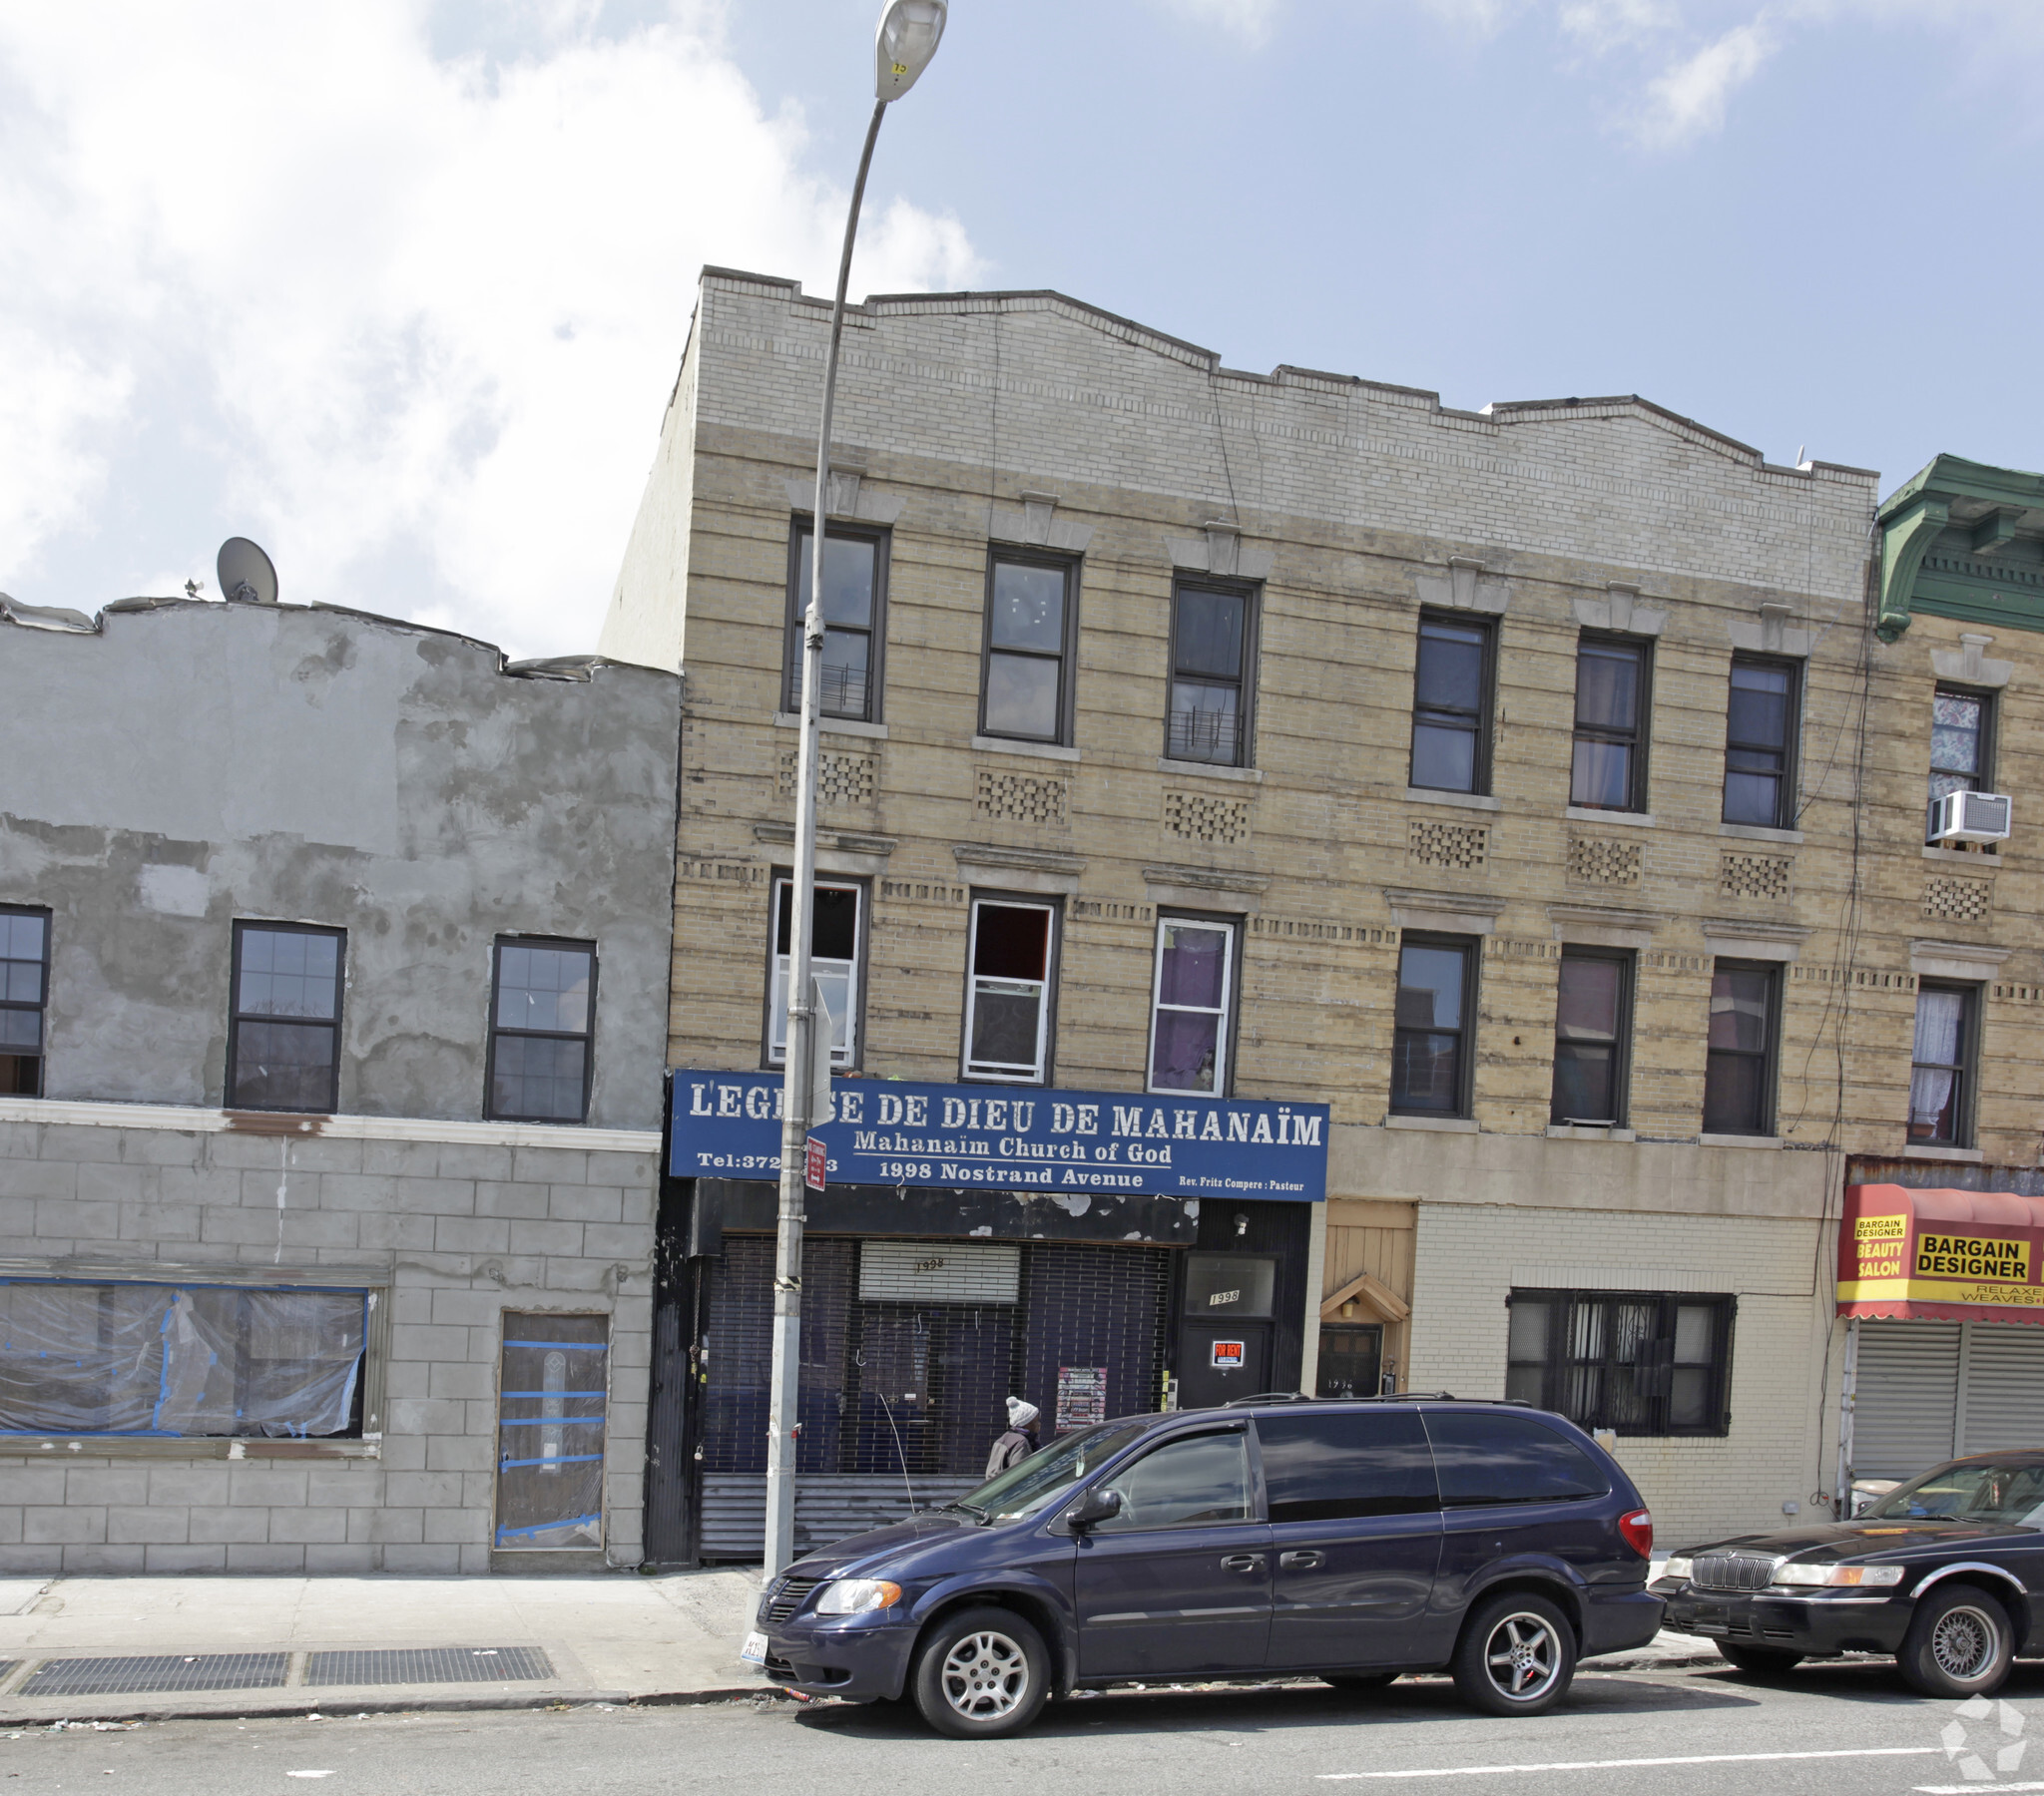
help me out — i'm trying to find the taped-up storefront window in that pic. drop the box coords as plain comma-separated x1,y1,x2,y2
0,1280,365,1438
495,1312,608,1552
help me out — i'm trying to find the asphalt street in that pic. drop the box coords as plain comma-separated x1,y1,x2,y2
2,1658,2038,1796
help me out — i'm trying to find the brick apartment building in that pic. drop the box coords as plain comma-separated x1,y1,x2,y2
604,268,2044,1561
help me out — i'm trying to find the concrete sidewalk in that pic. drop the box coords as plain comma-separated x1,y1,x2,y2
0,1572,1717,1726
0,1572,771,1723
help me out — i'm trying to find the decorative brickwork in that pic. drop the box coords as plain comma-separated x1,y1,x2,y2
1488,938,1560,962
1719,853,1791,901
1163,790,1252,846
1249,918,1396,945
1566,836,1643,886
975,768,1067,826
1994,983,2044,1004
679,860,766,887
878,880,966,904
1072,900,1152,922
1923,876,1992,923
1789,964,1915,992
1408,818,1487,870
778,748,877,808
1641,951,1710,973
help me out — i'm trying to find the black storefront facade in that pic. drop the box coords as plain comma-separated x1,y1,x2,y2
642,1073,1327,1565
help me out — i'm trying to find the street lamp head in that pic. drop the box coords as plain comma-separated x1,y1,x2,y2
874,0,946,102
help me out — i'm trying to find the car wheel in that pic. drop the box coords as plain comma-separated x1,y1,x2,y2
909,1605,1051,1739
1322,1671,1400,1692
1899,1584,2014,1699
1716,1643,1804,1677
1452,1592,1577,1717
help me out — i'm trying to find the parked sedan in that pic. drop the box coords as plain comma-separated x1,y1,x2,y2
746,1397,1661,1738
1654,1452,2044,1697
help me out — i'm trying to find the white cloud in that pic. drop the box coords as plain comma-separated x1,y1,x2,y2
1558,0,1680,50
1635,16,1776,146
1149,0,1285,50
0,3,983,658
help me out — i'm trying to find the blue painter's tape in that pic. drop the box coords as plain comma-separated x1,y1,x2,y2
498,1391,607,1399
495,1513,602,1544
497,1418,606,1428
502,1340,608,1351
497,1454,604,1471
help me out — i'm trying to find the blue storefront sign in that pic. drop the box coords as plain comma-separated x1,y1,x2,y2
670,1071,1328,1204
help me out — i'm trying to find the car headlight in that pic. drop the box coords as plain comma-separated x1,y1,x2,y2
1662,1556,1693,1581
1771,1563,1905,1587
813,1578,903,1616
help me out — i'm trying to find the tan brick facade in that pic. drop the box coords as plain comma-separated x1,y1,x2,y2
606,268,2042,1538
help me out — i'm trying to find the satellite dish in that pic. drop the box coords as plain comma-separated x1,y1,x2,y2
217,537,278,606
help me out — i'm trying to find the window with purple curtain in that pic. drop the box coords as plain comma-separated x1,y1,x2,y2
1908,985,1974,1146
1147,918,1236,1095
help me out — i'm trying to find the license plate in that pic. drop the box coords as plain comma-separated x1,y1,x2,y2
1694,1604,1729,1635
741,1630,768,1665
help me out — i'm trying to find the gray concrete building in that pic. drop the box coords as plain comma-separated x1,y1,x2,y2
0,591,680,1572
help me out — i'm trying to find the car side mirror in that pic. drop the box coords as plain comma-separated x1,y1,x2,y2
1063,1487,1122,1531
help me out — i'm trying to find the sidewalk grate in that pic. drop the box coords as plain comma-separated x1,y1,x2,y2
18,1653,289,1696
304,1647,555,1687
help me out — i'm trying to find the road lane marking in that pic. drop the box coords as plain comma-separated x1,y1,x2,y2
1320,1747,1940,1779
1915,1786,2044,1794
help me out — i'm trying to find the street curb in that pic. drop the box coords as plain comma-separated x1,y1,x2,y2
0,1686,793,1728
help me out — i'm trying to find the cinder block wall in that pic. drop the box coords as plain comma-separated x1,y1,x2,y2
0,1117,655,1575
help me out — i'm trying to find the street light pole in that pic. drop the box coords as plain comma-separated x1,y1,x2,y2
765,0,949,1587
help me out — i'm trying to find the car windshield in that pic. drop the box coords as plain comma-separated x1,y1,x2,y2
946,1422,1151,1522
1865,1462,2044,1526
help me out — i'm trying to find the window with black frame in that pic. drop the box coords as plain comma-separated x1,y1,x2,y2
1391,937,1474,1117
981,551,1076,744
1702,960,1778,1135
1908,983,1976,1147
1409,615,1493,794
228,923,344,1113
0,906,50,1098
1551,951,1631,1126
1570,637,1649,812
1723,657,1798,828
1167,580,1255,766
488,939,596,1122
784,523,886,722
1506,1288,1735,1437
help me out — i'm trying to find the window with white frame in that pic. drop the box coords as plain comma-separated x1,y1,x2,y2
963,897,1058,1083
1147,915,1237,1096
767,877,862,1068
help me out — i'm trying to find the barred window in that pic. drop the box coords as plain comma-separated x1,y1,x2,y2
1506,1288,1734,1437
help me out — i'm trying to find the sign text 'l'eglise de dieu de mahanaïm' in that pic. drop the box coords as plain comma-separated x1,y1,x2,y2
669,1071,1329,1203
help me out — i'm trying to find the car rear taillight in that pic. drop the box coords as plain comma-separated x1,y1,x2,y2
1619,1509,1653,1558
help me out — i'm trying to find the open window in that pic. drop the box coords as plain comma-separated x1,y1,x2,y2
962,897,1058,1084
767,877,863,1069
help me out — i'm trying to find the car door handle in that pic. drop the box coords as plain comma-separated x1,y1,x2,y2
1279,1551,1323,1570
1221,1554,1266,1573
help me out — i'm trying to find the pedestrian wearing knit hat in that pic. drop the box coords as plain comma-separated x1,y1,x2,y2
984,1395,1040,1480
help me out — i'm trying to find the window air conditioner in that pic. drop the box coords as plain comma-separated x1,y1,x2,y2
1928,789,2013,844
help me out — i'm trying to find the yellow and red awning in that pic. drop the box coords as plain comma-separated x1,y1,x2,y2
1840,1183,2044,1326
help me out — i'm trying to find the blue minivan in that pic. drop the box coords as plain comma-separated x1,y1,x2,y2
748,1396,1663,1737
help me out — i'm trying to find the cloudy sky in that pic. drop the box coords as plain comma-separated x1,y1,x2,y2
0,0,2037,660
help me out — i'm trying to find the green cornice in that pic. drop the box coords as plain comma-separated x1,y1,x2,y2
1876,453,2044,643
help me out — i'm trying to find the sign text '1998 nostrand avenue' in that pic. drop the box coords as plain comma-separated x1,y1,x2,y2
669,1071,1329,1203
